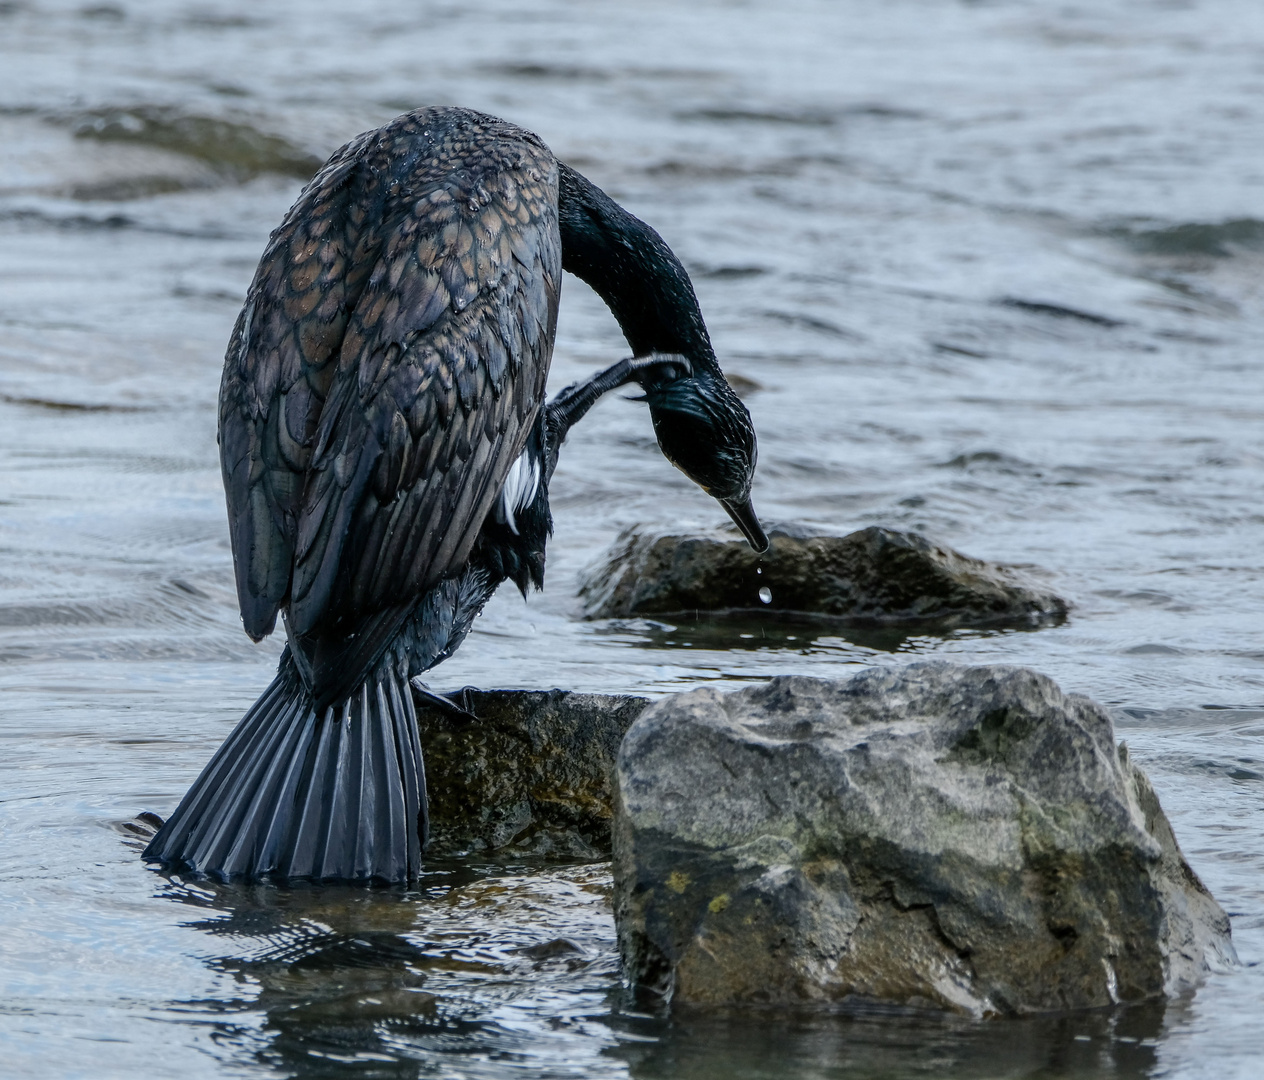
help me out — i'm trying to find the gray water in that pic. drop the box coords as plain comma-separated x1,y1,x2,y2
2,0,1263,1076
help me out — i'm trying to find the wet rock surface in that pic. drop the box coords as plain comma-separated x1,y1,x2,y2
415,688,649,858
579,525,1069,628
612,663,1235,1014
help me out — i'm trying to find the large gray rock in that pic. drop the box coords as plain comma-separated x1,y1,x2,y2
579,525,1068,628
613,663,1234,1014
416,688,648,858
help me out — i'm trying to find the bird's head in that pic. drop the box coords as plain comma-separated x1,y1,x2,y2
635,354,769,554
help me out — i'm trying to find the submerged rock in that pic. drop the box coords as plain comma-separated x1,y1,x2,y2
578,524,1068,628
416,688,648,857
612,663,1234,1014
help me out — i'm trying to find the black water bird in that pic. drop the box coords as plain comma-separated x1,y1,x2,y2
144,107,766,883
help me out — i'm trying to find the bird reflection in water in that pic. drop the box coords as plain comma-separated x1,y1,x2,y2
150,858,618,1077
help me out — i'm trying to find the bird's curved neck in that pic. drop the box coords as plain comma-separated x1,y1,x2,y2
558,163,719,374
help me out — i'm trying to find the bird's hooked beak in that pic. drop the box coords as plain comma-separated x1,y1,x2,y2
721,495,770,554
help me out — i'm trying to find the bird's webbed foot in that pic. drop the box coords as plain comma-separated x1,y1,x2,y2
410,678,479,723
546,353,692,446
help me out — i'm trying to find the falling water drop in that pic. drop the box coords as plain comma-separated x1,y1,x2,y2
756,567,762,574
758,586,772,604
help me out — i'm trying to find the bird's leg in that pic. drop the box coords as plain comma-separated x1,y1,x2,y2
544,353,691,479
410,678,479,723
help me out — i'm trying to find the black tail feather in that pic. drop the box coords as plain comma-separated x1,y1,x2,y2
144,653,426,883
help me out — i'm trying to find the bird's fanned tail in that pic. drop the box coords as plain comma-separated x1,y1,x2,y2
143,651,426,882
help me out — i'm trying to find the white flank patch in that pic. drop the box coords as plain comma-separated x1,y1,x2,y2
498,451,540,536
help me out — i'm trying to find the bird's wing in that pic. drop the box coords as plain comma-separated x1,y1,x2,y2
218,131,383,641
286,154,560,638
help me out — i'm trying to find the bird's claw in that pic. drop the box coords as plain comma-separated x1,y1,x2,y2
410,678,479,723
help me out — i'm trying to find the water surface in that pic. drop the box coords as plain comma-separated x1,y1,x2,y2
2,1,1263,1076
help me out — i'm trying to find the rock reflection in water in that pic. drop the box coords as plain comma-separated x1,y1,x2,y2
610,1001,1168,1080
594,611,1060,656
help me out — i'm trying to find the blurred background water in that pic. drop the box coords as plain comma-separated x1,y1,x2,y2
1,1,1263,1076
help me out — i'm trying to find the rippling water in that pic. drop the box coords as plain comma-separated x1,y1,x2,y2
2,1,1263,1076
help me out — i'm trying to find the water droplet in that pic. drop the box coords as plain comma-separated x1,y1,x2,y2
756,567,762,575
758,586,772,604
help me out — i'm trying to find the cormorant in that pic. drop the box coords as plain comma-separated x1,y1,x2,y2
144,107,766,883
